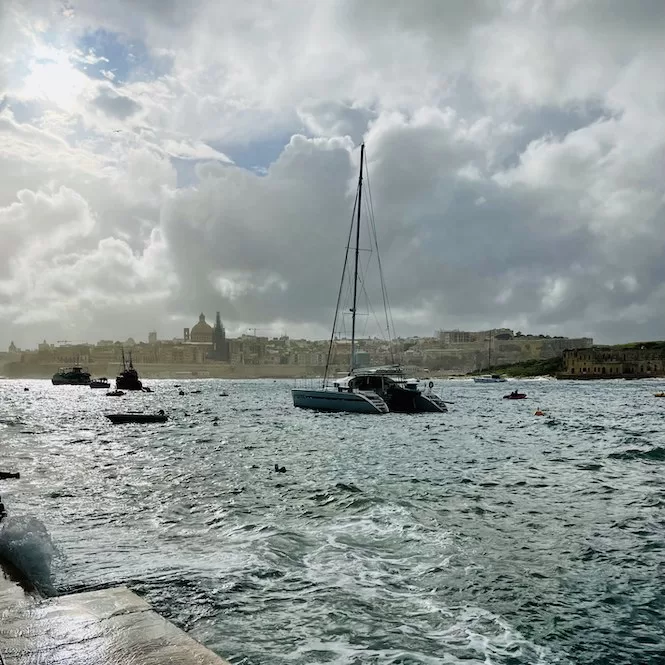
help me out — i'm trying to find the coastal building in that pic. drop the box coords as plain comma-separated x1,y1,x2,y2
210,312,230,361
190,313,213,344
561,346,665,378
438,330,473,345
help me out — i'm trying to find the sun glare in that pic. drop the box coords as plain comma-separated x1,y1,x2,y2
21,52,89,111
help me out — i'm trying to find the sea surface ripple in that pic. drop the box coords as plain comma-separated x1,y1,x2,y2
1,378,664,664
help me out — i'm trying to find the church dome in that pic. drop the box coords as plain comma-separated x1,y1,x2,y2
191,313,213,343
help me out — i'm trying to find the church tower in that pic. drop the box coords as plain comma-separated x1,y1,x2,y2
211,311,230,361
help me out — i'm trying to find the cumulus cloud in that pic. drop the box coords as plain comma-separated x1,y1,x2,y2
1,0,665,347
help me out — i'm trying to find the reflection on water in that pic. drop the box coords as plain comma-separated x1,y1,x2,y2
1,378,665,664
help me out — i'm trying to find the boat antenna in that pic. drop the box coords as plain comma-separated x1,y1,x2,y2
350,143,364,373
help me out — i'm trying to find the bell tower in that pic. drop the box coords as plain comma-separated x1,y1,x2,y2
211,311,230,361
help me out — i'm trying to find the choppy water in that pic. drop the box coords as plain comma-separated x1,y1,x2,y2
1,378,664,664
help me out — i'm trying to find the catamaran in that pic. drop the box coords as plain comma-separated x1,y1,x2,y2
292,144,447,414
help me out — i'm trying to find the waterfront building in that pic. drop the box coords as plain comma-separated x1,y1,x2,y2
561,346,665,378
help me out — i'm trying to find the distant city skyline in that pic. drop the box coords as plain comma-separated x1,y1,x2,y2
2,2,664,349
4,319,599,352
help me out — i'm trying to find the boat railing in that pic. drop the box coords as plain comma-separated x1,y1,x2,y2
292,377,326,390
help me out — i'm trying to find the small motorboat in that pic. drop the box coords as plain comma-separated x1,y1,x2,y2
106,390,125,397
654,392,665,397
504,391,527,400
105,410,168,424
90,377,111,389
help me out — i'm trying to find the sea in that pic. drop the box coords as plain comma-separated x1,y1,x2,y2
0,378,664,665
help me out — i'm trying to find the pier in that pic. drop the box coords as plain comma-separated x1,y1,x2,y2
0,560,229,665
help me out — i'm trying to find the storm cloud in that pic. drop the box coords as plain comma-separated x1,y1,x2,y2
1,0,665,347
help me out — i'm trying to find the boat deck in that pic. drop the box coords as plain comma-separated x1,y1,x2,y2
0,561,229,665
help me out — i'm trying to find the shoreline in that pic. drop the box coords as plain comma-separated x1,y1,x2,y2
0,362,456,381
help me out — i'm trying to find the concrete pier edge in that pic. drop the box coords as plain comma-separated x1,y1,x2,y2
0,557,230,665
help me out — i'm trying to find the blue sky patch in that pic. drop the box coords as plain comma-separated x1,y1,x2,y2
215,131,304,174
74,29,171,84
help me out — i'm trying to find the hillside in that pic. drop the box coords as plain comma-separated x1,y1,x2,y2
468,356,565,378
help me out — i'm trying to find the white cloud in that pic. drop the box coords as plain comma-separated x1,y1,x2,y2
162,139,232,162
1,0,665,347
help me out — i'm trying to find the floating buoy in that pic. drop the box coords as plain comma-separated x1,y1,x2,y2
534,409,545,416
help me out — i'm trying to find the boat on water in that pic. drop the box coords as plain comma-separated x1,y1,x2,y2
105,410,168,424
655,392,665,397
90,377,110,389
116,350,143,391
474,374,507,383
333,366,448,413
292,143,446,415
504,390,527,400
51,366,91,385
473,331,506,383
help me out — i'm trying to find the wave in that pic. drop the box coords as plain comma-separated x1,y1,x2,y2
608,446,665,461
0,516,58,596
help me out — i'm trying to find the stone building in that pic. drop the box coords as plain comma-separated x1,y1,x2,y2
189,313,213,344
561,347,665,378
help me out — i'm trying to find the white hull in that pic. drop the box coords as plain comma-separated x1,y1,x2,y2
292,388,388,414
473,376,507,383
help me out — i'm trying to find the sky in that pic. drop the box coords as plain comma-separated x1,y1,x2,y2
1,0,665,348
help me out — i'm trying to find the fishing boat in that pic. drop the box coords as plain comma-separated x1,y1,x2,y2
292,143,446,414
115,350,143,390
89,377,110,389
51,366,91,385
105,410,167,424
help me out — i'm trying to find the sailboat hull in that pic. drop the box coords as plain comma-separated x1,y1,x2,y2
292,389,389,414
386,387,448,413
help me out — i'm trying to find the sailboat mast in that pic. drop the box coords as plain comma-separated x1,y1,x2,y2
488,329,493,372
350,143,364,372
